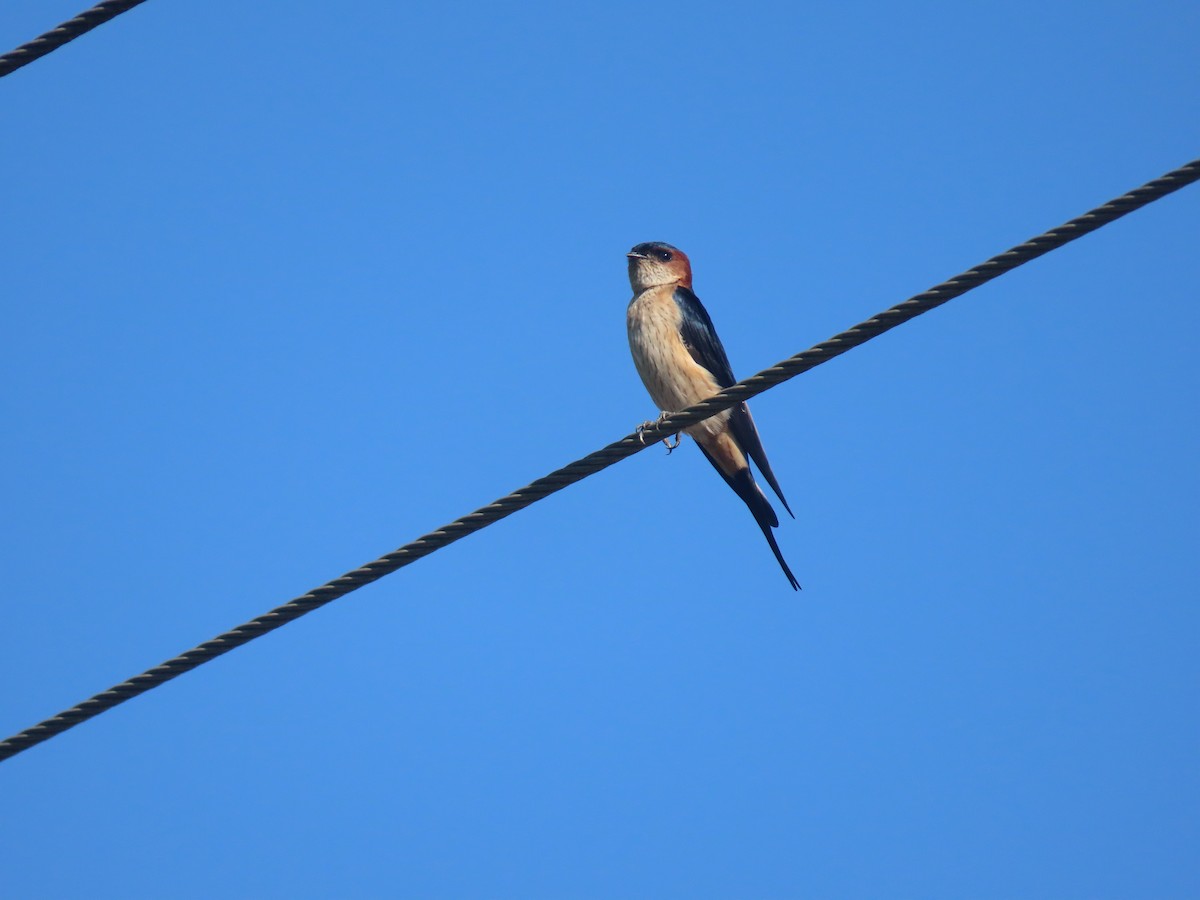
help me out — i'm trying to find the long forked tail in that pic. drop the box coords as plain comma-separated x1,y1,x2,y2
697,445,801,591
754,509,801,591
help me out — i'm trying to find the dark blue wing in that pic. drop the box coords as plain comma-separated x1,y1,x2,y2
672,286,737,389
672,286,794,518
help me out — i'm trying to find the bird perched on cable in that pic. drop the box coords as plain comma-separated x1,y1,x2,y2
626,241,799,590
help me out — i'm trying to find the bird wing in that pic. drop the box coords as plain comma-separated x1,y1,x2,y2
672,286,794,517
672,285,736,389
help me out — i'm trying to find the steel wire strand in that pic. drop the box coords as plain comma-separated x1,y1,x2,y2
640,160,1200,440
0,157,1196,764
0,0,151,79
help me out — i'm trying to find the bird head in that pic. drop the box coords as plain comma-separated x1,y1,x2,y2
627,242,692,292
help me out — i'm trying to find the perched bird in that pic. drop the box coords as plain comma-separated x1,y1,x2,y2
626,241,799,590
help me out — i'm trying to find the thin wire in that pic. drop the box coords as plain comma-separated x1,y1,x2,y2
1,157,1197,764
648,160,1200,431
0,0,150,79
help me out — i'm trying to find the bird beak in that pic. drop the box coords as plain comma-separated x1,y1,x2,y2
626,252,648,260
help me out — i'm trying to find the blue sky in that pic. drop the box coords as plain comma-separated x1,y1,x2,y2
2,1,1197,897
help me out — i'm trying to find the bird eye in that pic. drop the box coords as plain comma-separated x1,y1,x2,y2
657,250,673,262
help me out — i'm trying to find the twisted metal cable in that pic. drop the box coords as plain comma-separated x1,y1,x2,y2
0,0,150,79
643,158,1200,440
1,157,1196,764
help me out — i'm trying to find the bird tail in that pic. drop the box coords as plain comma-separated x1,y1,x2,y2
697,447,801,591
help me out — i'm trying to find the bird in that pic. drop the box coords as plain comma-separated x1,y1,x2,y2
625,241,799,591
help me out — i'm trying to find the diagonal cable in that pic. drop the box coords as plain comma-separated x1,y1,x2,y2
1,157,1197,764
0,0,150,79
638,161,1200,441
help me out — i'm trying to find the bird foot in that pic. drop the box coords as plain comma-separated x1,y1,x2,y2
636,413,681,453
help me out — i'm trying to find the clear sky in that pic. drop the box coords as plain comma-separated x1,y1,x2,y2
2,1,1197,897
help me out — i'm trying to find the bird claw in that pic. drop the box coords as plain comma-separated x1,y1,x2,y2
636,413,681,453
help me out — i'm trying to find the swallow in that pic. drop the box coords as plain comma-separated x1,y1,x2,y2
626,241,799,590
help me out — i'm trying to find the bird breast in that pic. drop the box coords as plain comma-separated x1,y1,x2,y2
627,287,730,440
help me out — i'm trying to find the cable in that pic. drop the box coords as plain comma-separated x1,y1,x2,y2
0,157,1196,764
0,0,150,79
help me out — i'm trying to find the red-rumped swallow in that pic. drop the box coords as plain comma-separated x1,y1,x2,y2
626,241,799,590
